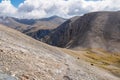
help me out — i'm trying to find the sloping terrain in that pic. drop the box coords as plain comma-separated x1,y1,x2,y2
0,16,66,40
24,16,66,40
42,16,80,44
0,24,119,80
0,16,66,32
43,11,120,53
62,48,120,78
0,17,29,32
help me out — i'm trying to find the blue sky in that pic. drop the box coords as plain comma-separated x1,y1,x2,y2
11,0,24,7
0,0,24,7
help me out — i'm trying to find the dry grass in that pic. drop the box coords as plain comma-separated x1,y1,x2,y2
62,48,120,77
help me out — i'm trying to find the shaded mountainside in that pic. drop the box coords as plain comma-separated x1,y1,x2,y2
43,11,120,53
24,16,66,40
0,25,120,80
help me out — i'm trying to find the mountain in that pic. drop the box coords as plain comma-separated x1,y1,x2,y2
43,11,120,53
24,16,66,39
0,24,120,80
0,16,66,40
0,16,30,32
0,15,66,32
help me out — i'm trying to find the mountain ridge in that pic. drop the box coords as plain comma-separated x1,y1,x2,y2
43,11,120,53
0,16,66,32
0,16,66,41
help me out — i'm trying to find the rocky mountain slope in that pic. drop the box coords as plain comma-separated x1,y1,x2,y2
0,16,66,41
0,24,120,80
24,16,66,39
43,11,120,53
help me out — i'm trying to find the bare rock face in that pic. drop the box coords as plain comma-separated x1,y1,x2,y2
0,25,119,80
44,11,120,53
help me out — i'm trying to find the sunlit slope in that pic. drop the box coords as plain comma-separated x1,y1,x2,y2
0,24,119,80
62,48,120,78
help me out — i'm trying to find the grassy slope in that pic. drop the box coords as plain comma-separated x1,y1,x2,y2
62,48,120,77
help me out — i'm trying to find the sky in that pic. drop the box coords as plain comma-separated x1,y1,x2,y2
0,0,24,7
11,0,24,7
0,0,120,19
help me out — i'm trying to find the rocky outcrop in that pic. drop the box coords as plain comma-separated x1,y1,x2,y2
43,11,120,53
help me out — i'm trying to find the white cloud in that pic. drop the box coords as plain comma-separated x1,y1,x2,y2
0,0,17,17
0,0,120,19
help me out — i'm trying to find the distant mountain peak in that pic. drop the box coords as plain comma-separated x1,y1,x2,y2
49,15,65,19
39,15,65,21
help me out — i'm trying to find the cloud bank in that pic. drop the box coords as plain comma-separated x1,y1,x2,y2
0,0,120,19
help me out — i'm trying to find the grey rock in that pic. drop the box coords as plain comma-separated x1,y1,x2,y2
0,73,17,80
